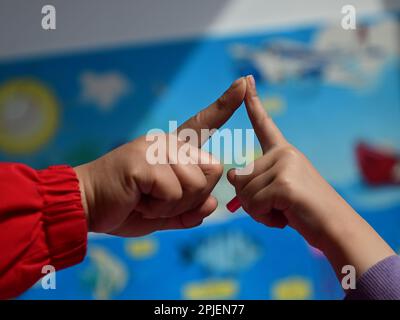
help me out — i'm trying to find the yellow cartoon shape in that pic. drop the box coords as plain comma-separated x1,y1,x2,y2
183,279,238,300
126,238,158,259
0,79,59,154
271,277,312,300
262,96,286,116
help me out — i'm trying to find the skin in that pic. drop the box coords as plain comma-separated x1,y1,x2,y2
74,77,247,237
75,73,394,289
227,75,395,283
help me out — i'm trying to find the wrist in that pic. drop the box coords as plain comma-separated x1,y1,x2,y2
318,199,359,253
319,199,395,280
73,164,92,231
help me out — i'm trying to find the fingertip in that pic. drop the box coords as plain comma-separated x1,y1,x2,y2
206,195,218,213
197,151,223,178
181,196,217,228
224,77,246,105
227,168,237,185
209,154,224,176
245,74,258,100
231,76,245,88
246,74,255,89
194,195,218,216
197,195,218,219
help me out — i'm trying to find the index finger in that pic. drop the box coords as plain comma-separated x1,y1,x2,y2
176,77,246,147
244,75,286,153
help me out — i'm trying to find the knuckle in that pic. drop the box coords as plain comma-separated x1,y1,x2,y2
216,94,227,110
166,188,183,202
199,176,209,189
212,162,224,177
275,174,293,191
274,177,296,202
278,145,298,160
193,113,206,129
191,176,208,192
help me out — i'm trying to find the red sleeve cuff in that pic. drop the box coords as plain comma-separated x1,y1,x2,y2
37,165,88,271
0,164,87,299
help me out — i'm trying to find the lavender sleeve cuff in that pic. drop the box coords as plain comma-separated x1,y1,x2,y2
345,255,400,300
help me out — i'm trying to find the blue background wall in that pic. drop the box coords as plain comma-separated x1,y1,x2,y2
0,6,399,299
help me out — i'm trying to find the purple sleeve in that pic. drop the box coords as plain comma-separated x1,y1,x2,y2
345,255,400,300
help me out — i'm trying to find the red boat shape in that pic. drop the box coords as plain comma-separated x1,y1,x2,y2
356,142,400,186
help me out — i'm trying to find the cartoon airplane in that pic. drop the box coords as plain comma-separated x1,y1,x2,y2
230,33,386,87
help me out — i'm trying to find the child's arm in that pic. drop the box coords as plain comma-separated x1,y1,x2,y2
228,75,398,298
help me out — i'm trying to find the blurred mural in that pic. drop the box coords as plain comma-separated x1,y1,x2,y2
0,12,399,299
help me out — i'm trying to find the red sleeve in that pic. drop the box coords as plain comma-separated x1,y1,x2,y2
0,163,88,299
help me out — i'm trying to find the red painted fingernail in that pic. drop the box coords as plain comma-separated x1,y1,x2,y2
226,196,241,213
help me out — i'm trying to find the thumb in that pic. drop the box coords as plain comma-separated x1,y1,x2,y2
176,77,246,147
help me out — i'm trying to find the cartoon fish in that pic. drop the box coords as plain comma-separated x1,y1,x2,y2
80,245,128,299
181,230,262,275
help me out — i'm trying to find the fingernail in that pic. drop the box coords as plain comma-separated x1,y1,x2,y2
231,77,243,88
246,74,255,89
227,196,241,213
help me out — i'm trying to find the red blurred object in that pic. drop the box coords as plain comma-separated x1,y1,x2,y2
226,196,241,213
356,142,400,186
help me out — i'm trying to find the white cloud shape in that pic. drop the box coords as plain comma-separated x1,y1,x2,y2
80,71,131,111
313,18,400,87
231,17,399,89
345,185,400,211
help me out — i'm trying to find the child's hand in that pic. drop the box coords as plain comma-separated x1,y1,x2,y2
227,76,347,249
74,78,246,236
228,76,394,280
